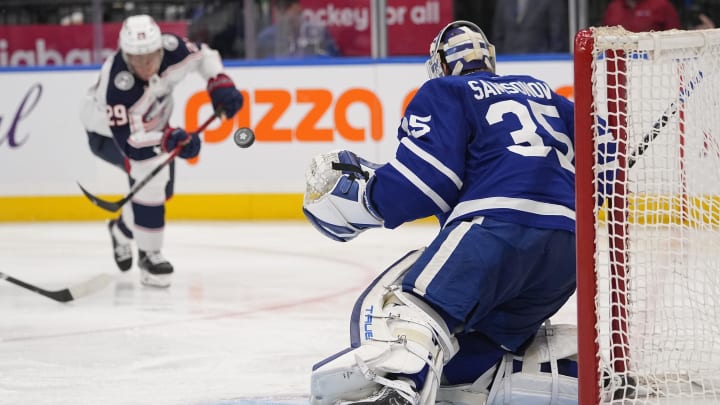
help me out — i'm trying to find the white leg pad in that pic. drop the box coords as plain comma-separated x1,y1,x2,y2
435,323,579,405
435,366,494,405
486,322,578,405
310,249,459,405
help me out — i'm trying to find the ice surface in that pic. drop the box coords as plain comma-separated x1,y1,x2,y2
0,221,576,405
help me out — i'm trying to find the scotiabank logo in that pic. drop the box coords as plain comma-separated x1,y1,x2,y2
0,39,114,66
184,87,418,145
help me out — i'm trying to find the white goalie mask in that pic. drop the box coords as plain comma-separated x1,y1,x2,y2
426,20,496,79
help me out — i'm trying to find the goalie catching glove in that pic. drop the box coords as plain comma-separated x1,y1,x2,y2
303,150,384,242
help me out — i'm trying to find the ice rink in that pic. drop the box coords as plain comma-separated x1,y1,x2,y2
0,221,577,405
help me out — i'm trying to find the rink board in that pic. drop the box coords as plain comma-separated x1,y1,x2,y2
0,57,573,221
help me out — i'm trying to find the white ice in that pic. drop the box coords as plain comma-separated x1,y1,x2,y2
0,221,577,405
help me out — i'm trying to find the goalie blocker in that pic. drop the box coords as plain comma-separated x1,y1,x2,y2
310,249,579,405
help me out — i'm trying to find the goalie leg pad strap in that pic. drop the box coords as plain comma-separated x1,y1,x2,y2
436,323,578,405
435,365,495,405
486,322,578,405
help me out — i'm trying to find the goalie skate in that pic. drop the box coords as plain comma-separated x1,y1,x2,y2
337,385,413,405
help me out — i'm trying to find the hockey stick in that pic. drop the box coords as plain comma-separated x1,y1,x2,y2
78,113,219,213
628,102,676,168
0,271,112,303
628,71,703,168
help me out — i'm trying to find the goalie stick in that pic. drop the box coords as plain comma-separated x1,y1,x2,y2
0,271,112,303
78,113,219,213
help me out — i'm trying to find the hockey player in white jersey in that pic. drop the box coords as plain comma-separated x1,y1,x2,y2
80,15,243,287
303,21,577,404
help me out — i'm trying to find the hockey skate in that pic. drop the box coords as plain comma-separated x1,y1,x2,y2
138,250,174,288
108,219,132,271
338,385,414,405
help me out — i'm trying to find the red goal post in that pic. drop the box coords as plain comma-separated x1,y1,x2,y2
574,26,720,404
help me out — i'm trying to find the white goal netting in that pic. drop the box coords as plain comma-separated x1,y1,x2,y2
577,26,720,404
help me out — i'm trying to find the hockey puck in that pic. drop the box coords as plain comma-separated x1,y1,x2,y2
233,127,255,148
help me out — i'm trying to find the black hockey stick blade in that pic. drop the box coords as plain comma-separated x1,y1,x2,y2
0,271,113,303
77,182,127,213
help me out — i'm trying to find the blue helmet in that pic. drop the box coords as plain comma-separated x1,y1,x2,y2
426,20,496,79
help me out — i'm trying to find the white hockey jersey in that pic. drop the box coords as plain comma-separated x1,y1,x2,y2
79,33,224,161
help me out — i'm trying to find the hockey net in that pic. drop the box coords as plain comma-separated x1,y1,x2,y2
574,26,720,404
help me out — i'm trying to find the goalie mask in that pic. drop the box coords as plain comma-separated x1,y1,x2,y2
119,15,163,81
426,20,496,79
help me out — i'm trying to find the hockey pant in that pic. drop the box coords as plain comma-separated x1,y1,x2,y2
87,131,126,170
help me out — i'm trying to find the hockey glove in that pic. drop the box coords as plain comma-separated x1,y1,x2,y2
303,150,383,242
161,127,201,159
207,73,243,119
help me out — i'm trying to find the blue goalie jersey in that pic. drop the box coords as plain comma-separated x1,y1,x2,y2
370,71,575,231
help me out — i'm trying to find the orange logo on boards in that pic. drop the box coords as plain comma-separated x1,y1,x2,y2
184,88,402,145
555,85,573,100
